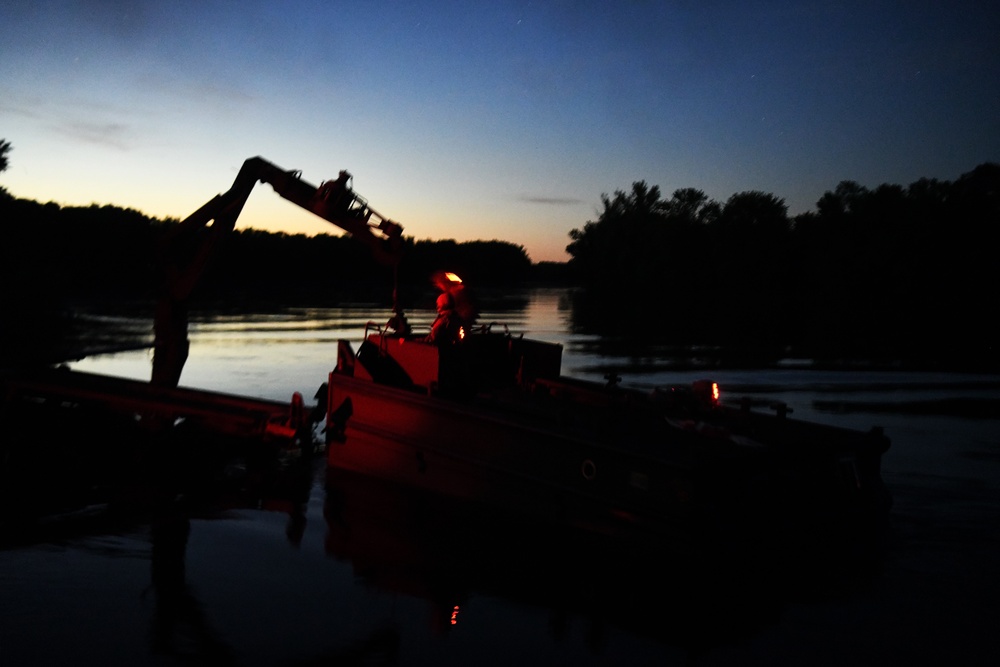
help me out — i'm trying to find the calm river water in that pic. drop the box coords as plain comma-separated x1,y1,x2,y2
2,288,999,666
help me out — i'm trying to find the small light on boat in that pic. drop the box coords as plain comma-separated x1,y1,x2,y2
692,379,720,407
444,272,463,283
458,326,465,340
451,605,460,625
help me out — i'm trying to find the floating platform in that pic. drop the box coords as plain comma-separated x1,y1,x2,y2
1,366,307,441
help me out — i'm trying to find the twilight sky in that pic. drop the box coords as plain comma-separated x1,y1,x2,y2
2,1,998,262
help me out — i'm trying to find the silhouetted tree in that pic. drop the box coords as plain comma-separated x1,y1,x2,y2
664,187,720,226
795,164,1000,366
0,138,10,174
567,182,724,341
566,164,1000,368
567,180,666,286
0,138,11,201
708,192,794,352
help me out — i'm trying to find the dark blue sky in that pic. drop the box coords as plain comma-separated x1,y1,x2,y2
2,1,998,261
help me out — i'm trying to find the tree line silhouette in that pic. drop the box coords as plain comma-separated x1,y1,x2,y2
0,196,551,365
0,200,549,301
565,163,999,369
2,137,997,370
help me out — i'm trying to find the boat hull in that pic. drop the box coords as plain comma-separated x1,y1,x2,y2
326,371,702,535
325,361,891,543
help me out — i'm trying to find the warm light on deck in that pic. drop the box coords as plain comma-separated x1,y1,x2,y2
692,379,720,407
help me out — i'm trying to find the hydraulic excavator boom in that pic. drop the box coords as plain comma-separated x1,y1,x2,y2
152,156,404,388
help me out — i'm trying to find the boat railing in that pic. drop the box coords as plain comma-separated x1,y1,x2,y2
363,320,384,341
363,320,398,357
473,322,512,336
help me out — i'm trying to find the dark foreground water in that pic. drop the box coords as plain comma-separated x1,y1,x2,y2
2,289,999,666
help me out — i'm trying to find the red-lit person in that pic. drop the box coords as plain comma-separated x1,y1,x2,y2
427,271,478,344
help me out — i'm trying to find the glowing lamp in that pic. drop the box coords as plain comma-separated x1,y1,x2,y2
692,380,720,407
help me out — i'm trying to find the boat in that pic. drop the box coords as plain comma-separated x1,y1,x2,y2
322,319,893,546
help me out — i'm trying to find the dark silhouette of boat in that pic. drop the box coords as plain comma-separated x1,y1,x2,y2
322,322,892,546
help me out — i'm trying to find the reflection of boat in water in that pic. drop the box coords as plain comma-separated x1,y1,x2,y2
322,467,817,654
324,323,892,547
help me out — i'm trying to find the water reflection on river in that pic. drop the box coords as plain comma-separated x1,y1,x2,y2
3,288,999,666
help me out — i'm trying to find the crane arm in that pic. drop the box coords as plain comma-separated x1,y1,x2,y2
242,156,404,266
151,156,405,387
